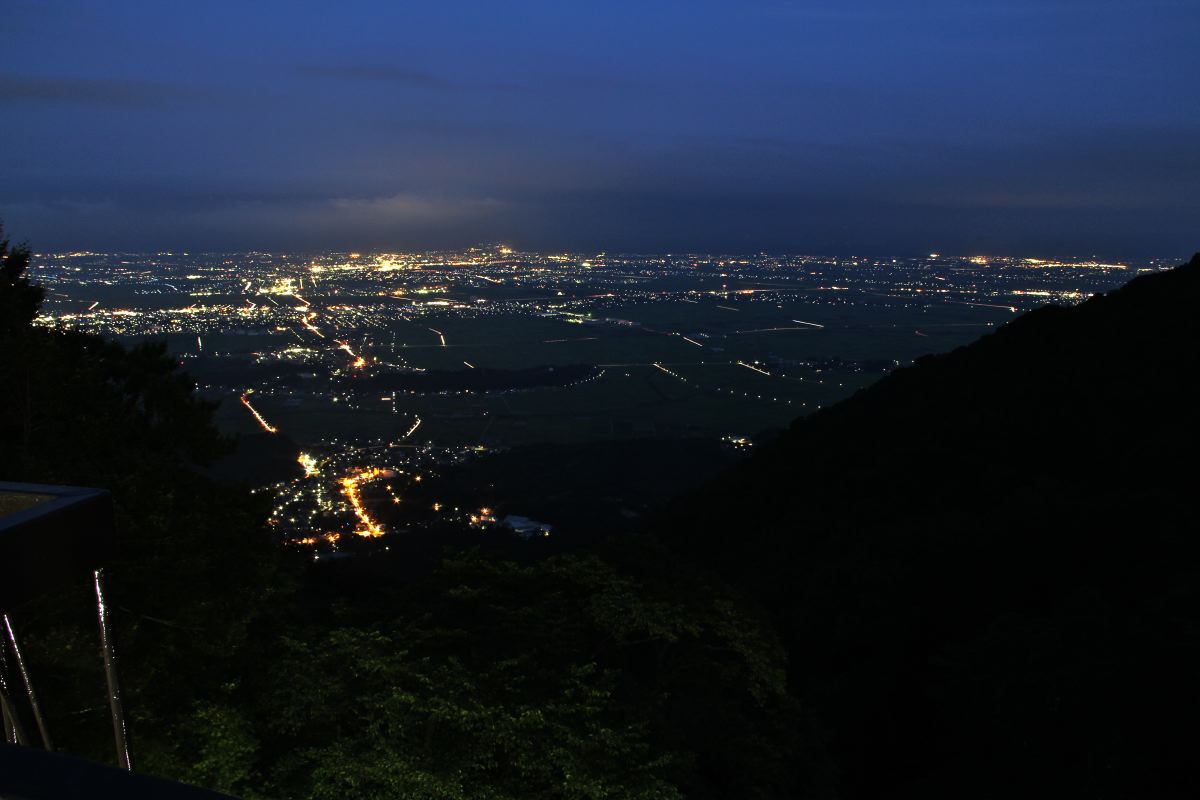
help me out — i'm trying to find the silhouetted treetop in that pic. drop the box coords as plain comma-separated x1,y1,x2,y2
0,222,43,333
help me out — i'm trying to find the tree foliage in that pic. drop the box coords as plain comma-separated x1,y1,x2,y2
223,551,826,799
1,225,42,334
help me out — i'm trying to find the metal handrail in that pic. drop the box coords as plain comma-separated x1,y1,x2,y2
0,482,129,771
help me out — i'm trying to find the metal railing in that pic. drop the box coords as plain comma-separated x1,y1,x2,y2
0,482,129,769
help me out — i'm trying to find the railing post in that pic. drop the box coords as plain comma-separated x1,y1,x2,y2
2,614,52,750
93,568,132,770
0,698,18,744
0,644,30,746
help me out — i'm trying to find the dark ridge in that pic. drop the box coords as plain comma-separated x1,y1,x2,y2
390,437,742,545
658,253,1200,799
207,431,305,485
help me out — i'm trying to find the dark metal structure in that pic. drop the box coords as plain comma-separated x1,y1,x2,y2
0,482,129,769
0,744,234,799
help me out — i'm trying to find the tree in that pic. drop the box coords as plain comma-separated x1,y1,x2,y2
0,226,291,780
0,222,43,334
247,552,829,800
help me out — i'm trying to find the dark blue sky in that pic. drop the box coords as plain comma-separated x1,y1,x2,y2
2,1,1197,257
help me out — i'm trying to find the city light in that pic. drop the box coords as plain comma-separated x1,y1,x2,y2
298,452,319,478
27,247,1144,550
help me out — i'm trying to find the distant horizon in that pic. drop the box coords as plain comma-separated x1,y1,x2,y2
21,243,1188,266
8,219,1197,264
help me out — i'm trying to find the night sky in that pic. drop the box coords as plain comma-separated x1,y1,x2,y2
2,1,1197,257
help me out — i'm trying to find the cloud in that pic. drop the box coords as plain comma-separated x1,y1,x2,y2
755,0,1163,24
0,1,87,34
298,62,655,97
2,189,514,251
298,64,521,93
194,193,511,247
893,126,1200,211
0,72,207,107
319,192,508,227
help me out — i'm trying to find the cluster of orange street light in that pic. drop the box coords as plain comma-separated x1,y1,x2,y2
341,467,386,537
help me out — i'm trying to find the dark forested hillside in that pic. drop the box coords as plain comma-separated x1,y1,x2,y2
660,254,1200,798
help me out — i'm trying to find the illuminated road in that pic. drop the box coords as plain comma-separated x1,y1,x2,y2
736,360,772,376
652,362,689,383
733,327,813,334
301,313,325,338
240,393,278,433
341,468,386,537
948,300,1019,313
335,339,366,368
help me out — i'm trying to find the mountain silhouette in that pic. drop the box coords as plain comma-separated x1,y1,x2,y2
660,254,1200,798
